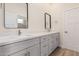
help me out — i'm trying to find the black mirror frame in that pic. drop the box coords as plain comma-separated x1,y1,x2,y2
44,12,51,30
4,3,28,29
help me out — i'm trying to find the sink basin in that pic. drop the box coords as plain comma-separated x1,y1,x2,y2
21,34,35,36
0,34,35,44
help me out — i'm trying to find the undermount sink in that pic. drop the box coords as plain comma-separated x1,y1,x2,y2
23,34,33,36
0,34,36,44
21,34,35,36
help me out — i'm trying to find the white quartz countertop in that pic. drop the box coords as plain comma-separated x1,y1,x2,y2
0,32,59,46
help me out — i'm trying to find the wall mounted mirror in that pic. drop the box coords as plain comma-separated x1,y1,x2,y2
44,13,51,31
4,3,28,29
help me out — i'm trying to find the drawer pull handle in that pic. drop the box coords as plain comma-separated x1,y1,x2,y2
28,52,30,56
43,45,47,47
43,38,46,40
25,52,30,56
25,53,28,56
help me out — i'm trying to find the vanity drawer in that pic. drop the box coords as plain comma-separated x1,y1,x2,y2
0,39,35,56
33,38,40,44
9,48,27,56
41,36,48,42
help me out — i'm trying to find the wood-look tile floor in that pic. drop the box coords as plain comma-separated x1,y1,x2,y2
50,47,79,56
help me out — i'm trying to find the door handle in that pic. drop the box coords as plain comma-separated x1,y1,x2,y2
43,45,47,47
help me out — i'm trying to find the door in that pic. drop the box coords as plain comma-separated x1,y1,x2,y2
63,7,79,51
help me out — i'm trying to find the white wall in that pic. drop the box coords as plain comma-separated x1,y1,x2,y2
28,3,60,33
0,3,60,36
52,3,79,52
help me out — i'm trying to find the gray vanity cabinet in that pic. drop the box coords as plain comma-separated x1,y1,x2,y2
55,33,60,47
48,37,57,54
0,33,60,56
9,38,40,56
10,44,40,56
41,41,49,56
0,39,35,56
48,33,60,54
9,48,30,56
40,36,49,56
28,44,40,56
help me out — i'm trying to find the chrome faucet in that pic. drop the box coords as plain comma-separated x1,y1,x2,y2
18,30,21,36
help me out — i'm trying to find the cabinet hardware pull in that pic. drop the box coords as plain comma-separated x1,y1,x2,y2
43,45,47,47
28,52,30,56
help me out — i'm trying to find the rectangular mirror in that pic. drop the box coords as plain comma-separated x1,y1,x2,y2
44,13,51,31
4,3,28,29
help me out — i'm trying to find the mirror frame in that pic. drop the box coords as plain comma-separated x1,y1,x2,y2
44,12,51,30
4,3,28,29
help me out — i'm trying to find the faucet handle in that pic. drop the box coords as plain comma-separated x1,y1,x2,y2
18,30,21,35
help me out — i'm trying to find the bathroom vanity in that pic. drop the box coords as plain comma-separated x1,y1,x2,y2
0,32,60,56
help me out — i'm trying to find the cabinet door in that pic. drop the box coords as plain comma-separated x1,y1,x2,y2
29,44,40,56
49,39,57,53
55,33,60,47
41,36,48,42
48,34,58,54
9,44,40,56
0,39,35,56
41,41,48,56
9,48,30,56
48,40,52,54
